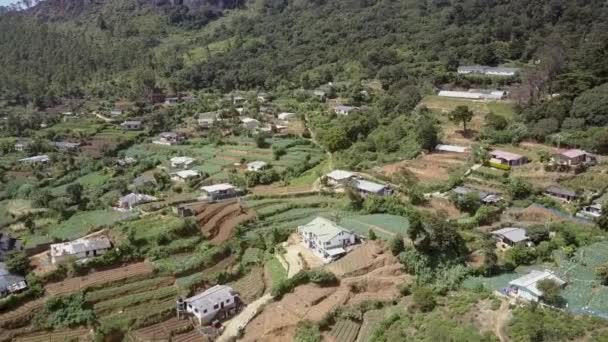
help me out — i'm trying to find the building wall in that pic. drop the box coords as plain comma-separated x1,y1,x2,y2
51,247,110,265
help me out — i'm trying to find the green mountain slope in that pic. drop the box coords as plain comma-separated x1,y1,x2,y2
1,0,608,104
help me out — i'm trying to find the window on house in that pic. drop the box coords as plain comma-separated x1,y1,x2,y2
203,309,207,314
214,304,219,310
194,308,199,313
226,299,230,303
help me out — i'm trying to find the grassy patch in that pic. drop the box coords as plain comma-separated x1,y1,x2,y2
266,256,287,288
49,209,132,240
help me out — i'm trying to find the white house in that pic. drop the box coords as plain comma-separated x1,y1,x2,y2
0,262,27,297
181,285,241,326
325,170,356,186
200,183,238,201
116,193,157,210
334,105,358,116
241,117,260,129
297,217,356,262
354,179,392,196
170,156,195,169
50,236,112,265
19,155,50,164
171,170,200,183
246,161,268,172
278,112,296,121
507,270,566,302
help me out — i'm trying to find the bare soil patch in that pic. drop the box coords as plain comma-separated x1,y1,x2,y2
45,262,154,296
380,152,467,183
417,198,461,219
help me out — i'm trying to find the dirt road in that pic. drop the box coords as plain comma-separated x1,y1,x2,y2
217,293,273,342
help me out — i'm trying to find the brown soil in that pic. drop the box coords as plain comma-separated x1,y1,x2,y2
380,152,467,183
241,242,409,341
198,201,255,244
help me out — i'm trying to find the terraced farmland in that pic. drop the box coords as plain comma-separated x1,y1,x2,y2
330,320,360,342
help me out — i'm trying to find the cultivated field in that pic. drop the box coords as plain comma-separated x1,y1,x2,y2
45,262,154,296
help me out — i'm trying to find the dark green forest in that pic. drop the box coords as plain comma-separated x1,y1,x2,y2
2,0,608,102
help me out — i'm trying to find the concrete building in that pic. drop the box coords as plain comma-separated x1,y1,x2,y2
246,161,268,172
116,193,158,210
200,183,238,201
297,217,356,262
170,156,195,169
506,270,566,302
180,285,241,326
50,236,112,265
171,170,200,183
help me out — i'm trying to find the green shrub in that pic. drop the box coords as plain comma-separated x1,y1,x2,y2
271,270,338,298
411,287,436,312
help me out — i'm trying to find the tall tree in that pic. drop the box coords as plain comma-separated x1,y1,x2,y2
448,105,474,136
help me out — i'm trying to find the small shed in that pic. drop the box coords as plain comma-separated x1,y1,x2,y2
491,227,530,247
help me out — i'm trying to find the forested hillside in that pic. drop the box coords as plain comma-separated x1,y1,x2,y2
1,0,608,105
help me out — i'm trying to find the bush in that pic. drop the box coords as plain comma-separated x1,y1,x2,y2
411,287,436,312
294,321,321,342
390,233,405,256
33,293,95,329
271,270,338,298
